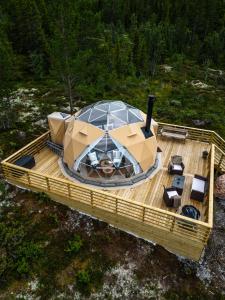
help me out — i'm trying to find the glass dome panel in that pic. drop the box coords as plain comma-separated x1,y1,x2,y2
129,108,143,121
78,108,92,122
109,101,126,111
95,102,110,112
90,115,107,129
93,133,117,153
76,100,144,130
89,108,106,122
111,110,128,123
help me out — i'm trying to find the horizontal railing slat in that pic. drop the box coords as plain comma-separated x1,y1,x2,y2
3,122,224,246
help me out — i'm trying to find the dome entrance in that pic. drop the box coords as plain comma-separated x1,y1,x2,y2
73,133,142,184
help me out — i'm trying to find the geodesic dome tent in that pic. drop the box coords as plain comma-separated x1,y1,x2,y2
60,100,159,187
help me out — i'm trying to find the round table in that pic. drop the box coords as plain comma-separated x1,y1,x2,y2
100,159,114,176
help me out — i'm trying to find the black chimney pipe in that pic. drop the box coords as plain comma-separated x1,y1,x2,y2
145,95,155,133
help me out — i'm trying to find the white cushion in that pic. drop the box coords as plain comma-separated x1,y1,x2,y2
192,178,205,193
173,164,182,171
113,158,121,164
167,190,179,198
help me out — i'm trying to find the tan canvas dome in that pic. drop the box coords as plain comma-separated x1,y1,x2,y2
63,119,104,168
61,100,159,187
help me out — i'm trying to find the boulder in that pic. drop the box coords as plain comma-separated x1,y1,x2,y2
192,119,212,127
18,131,26,140
170,100,182,107
215,174,225,199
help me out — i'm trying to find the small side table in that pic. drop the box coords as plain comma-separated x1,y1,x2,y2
100,159,114,177
172,175,185,196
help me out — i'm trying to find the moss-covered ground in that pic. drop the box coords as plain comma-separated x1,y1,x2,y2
0,62,225,299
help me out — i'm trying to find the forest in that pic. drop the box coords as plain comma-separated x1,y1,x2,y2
1,0,225,134
1,0,225,94
0,1,225,299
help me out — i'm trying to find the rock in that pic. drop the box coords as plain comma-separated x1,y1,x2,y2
161,64,173,73
18,131,26,140
192,119,212,127
191,80,210,89
19,112,33,122
170,100,182,107
215,174,225,199
74,106,80,112
33,119,47,127
30,88,38,92
61,105,71,112
208,68,224,76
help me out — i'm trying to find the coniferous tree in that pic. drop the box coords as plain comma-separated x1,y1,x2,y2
0,9,15,93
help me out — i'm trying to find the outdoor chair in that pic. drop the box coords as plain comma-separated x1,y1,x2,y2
107,150,123,168
190,174,208,202
88,152,99,168
168,155,185,175
163,187,181,208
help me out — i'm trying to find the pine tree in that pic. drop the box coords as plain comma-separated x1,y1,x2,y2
0,9,16,93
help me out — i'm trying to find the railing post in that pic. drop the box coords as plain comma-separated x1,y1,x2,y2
215,152,224,177
142,206,145,222
26,172,31,185
210,131,214,144
46,177,50,191
67,183,71,197
170,216,176,232
2,164,8,178
115,198,118,214
90,191,93,207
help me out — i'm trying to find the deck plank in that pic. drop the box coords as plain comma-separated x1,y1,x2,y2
32,137,210,222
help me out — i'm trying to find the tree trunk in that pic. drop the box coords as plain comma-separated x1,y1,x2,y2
67,76,73,114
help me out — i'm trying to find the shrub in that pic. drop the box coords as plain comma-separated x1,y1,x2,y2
76,269,91,294
65,235,83,254
16,241,43,275
49,213,59,225
16,257,29,274
17,241,43,260
35,192,51,203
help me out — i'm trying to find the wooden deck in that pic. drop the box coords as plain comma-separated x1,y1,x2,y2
2,122,220,260
32,136,210,222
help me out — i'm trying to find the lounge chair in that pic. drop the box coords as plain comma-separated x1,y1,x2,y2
107,150,123,168
168,155,185,175
163,187,181,208
190,174,208,202
88,152,99,168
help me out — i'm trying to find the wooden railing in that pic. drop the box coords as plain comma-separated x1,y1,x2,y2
2,122,219,246
158,122,225,172
4,131,51,164
1,161,211,244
